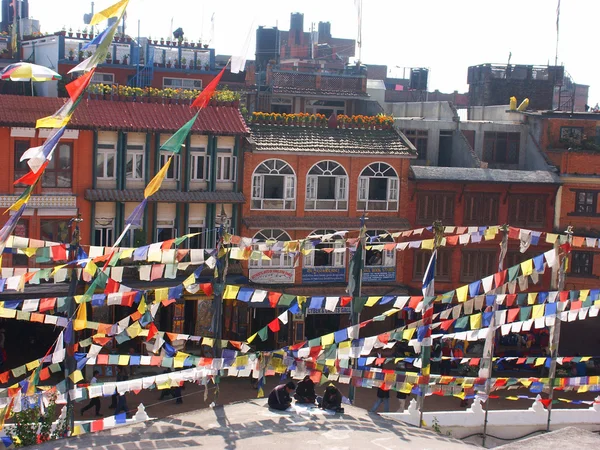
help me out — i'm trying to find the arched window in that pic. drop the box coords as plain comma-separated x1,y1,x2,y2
303,229,345,268
305,161,348,210
365,229,395,267
251,159,296,210
357,162,399,211
249,229,294,268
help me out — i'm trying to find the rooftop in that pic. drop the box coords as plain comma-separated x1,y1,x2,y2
85,189,246,203
0,95,249,135
410,166,561,184
248,124,416,157
34,400,472,450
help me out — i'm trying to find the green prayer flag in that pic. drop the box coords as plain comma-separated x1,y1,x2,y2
257,327,269,342
441,291,455,304
508,265,520,282
352,296,367,314
160,112,199,153
162,357,173,368
519,306,531,321
455,316,469,329
278,294,296,307
308,338,321,348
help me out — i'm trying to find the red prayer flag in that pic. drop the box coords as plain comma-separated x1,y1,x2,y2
570,300,582,310
506,294,517,307
97,354,109,365
161,298,176,307
39,367,51,381
469,358,480,366
39,298,56,313
290,341,305,351
268,291,282,308
508,227,520,239
14,161,49,186
446,235,459,246
267,319,280,332
309,371,322,383
105,278,119,294
91,419,104,432
340,296,352,307
507,308,519,323
0,371,9,384
50,244,67,261
440,319,454,331
66,68,96,101
540,398,552,408
559,291,569,302
161,239,175,250
191,68,226,108
408,296,422,310
201,283,214,296
147,323,158,342
494,270,507,288
121,291,136,307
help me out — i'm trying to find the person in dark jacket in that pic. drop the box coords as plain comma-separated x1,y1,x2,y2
370,387,390,413
294,376,316,404
320,384,343,412
268,381,295,411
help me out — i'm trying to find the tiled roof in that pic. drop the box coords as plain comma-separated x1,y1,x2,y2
85,189,245,203
272,86,369,98
410,166,561,184
242,216,410,230
249,124,416,156
0,95,249,135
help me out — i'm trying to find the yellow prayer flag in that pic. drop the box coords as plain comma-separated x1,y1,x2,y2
456,285,469,303
174,353,188,368
72,425,85,436
73,304,87,331
137,296,147,314
0,308,16,319
36,114,72,129
51,264,67,276
20,248,37,258
84,260,98,277
321,333,335,346
527,293,538,305
470,313,482,330
246,333,257,344
145,155,172,198
25,359,40,371
90,0,130,25
202,338,215,347
154,288,168,302
520,259,533,276
223,285,240,300
545,233,558,244
421,239,434,250
581,357,592,362
579,289,590,301
532,304,544,319
120,248,134,259
484,228,497,241
69,370,83,383
182,273,196,288
535,358,545,367
402,328,416,341
365,296,381,307
578,385,589,393
126,322,142,338
118,355,130,366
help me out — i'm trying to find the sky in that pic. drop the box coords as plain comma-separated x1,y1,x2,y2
27,0,599,103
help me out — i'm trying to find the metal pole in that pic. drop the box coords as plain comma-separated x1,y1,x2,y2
418,220,443,428
64,212,83,435
481,224,509,447
546,226,572,432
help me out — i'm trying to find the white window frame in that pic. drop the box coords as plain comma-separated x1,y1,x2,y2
91,72,115,84
365,229,396,268
156,219,176,242
159,152,181,181
162,77,202,90
249,229,294,268
126,146,145,180
251,159,296,210
305,160,348,211
96,144,116,180
94,222,114,247
190,147,209,181
357,162,399,211
187,220,205,249
303,229,345,268
216,148,236,182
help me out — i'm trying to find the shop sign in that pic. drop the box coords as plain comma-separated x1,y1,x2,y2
302,267,346,283
362,266,396,282
249,268,295,284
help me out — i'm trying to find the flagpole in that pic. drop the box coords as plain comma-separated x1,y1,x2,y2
348,213,366,404
417,220,443,428
546,225,572,432
481,224,508,447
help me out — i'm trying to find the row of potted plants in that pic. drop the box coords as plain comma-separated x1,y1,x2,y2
57,27,95,40
86,84,241,105
152,57,210,71
251,112,395,129
148,36,209,48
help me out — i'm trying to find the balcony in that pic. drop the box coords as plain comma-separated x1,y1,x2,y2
269,69,367,98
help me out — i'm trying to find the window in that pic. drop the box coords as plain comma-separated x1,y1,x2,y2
305,99,345,117
91,72,115,84
96,144,116,179
160,152,180,181
416,192,455,225
305,161,348,210
402,129,428,160
560,126,584,145
122,227,146,248
94,226,114,247
508,195,546,227
574,191,597,215
156,220,175,242
190,148,209,181
365,230,395,267
40,219,70,243
571,251,593,276
163,77,202,89
251,159,296,210
460,250,497,282
357,162,399,211
303,229,345,267
188,226,205,249
126,145,145,180
216,149,236,182
271,97,292,114
42,143,72,188
12,219,29,266
249,229,294,268
483,132,520,165
14,140,30,182
463,193,499,225
413,249,451,281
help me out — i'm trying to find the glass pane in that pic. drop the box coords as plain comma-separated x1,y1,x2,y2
264,175,284,199
369,178,388,200
317,177,335,200
106,154,115,178
96,153,104,178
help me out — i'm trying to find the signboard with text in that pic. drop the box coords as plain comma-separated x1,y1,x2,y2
362,266,396,282
249,268,295,284
302,267,346,283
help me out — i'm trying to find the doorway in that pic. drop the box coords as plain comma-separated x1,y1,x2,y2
438,130,454,167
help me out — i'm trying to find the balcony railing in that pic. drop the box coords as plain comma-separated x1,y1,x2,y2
270,69,365,94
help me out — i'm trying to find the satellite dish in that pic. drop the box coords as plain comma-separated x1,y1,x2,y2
83,13,92,25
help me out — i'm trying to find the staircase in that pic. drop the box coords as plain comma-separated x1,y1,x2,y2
128,48,154,88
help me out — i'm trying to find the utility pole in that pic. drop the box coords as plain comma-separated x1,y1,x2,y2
64,212,83,435
546,225,573,432
418,220,443,428
481,224,509,447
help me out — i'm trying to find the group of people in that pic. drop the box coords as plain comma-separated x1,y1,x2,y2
267,376,344,413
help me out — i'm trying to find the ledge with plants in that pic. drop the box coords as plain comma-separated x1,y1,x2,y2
251,112,394,129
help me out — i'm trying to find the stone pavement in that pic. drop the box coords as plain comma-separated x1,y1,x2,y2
37,400,475,450
495,426,600,449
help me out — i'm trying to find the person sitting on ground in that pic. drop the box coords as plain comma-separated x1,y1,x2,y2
294,375,316,404
319,384,343,412
268,381,295,411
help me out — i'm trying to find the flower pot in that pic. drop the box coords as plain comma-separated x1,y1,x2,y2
76,33,81,38
166,63,172,68
67,32,73,37
119,95,126,101
160,40,164,45
203,44,209,49
123,59,128,65
166,40,171,45
153,40,158,45
154,62,159,67
68,56,74,61
190,43,195,47
104,93,111,100
82,34,88,39
114,59,120,64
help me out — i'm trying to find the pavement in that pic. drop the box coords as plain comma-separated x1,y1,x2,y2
495,426,600,449
37,400,475,450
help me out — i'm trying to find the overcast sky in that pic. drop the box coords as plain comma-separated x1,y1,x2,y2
28,0,597,103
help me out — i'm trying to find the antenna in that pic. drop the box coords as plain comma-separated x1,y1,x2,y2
555,0,560,67
355,0,363,63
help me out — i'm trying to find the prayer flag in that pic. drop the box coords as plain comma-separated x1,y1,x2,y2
422,249,437,297
160,112,199,153
191,68,226,108
144,156,172,198
90,0,130,25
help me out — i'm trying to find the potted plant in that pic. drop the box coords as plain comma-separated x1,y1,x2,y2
205,63,209,71
85,50,93,59
82,27,88,39
160,37,164,45
166,38,171,46
203,44,209,49
106,52,112,63
166,58,172,68
122,54,129,65
67,27,73,37
0,48,9,59
76,28,81,38
180,57,187,69
78,50,84,61
190,41,195,48
68,49,75,61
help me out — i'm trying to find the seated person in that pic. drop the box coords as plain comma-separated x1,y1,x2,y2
319,384,343,412
267,381,296,411
294,376,316,404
